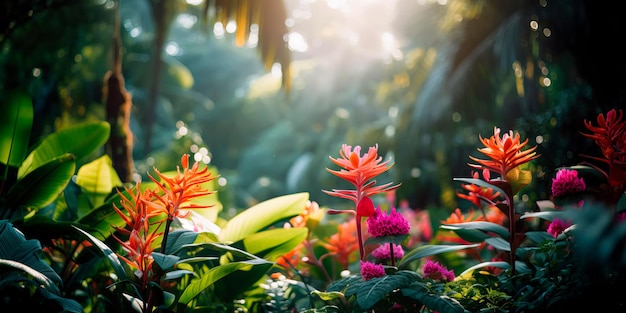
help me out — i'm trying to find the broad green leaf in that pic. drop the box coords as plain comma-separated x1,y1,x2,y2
178,258,272,304
442,227,491,243
311,290,345,301
243,227,308,261
398,243,480,270
524,231,555,244
177,241,262,260
402,282,466,313
457,261,510,279
164,229,199,254
219,192,308,243
364,234,409,246
152,252,180,272
0,259,58,292
72,225,130,280
18,121,110,179
485,237,510,251
77,201,126,241
440,221,510,239
357,272,417,309
0,220,62,287
0,89,33,167
6,153,75,210
75,155,123,209
453,178,506,198
520,210,571,222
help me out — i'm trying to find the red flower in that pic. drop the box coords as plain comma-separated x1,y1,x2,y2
324,144,401,261
422,259,455,282
469,127,540,178
581,109,626,190
547,218,572,237
112,183,163,282
551,168,586,198
146,154,216,220
457,172,501,209
360,260,385,281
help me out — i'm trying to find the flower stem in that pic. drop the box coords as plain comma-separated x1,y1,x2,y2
356,214,365,260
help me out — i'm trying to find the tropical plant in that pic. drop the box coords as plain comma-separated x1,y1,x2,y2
301,108,626,312
0,90,310,312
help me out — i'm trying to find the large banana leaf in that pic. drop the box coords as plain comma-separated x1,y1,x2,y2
75,154,123,210
18,121,110,179
178,258,273,305
5,153,76,211
243,227,308,261
218,192,308,243
0,89,33,167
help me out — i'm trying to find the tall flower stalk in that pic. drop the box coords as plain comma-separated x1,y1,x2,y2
111,154,215,312
323,144,400,260
581,108,626,206
465,127,539,274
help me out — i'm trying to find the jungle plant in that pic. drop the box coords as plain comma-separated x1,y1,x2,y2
0,91,310,312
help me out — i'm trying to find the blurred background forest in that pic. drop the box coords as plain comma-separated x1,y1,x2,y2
1,0,624,215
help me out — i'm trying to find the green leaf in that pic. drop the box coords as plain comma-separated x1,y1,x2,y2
243,227,308,261
311,290,345,301
524,231,555,244
152,252,181,272
485,237,510,251
364,234,409,246
398,243,480,270
457,261,510,278
440,221,510,239
75,155,123,209
453,178,506,198
219,192,308,243
77,201,126,241
402,282,466,313
72,225,130,280
0,220,62,287
18,121,110,179
164,229,199,254
0,89,33,167
520,210,572,222
357,272,417,309
178,258,273,304
6,153,75,210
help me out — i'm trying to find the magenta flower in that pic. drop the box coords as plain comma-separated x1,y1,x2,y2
366,207,410,238
422,259,455,282
551,169,586,198
360,260,386,281
371,243,404,260
547,218,572,237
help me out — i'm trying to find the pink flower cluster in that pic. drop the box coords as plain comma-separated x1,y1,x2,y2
372,243,404,260
551,169,586,198
422,259,455,282
547,218,572,237
360,260,385,281
366,207,410,238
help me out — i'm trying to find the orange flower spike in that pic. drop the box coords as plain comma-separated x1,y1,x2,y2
325,144,400,203
322,219,359,269
469,127,540,178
